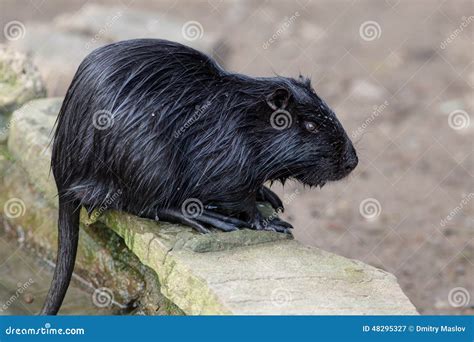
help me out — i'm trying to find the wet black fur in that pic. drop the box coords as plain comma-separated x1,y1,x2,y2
42,39,357,315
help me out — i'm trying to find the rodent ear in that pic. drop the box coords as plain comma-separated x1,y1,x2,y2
266,88,291,110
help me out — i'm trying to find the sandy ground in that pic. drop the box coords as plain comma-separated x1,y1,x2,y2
1,0,472,314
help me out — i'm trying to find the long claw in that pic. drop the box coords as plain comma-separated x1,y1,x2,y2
196,212,240,232
247,210,293,235
258,186,284,212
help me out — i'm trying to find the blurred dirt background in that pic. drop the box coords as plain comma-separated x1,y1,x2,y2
1,0,472,314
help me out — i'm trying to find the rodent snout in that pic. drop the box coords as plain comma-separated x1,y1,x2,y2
342,143,358,173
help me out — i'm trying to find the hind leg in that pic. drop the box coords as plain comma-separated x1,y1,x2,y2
195,211,244,232
197,209,292,234
156,200,292,234
156,208,244,233
156,209,210,234
201,204,293,234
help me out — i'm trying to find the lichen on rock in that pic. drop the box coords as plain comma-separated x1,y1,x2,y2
0,45,46,142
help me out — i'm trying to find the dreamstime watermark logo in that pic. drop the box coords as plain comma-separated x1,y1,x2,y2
448,287,470,308
3,20,26,41
440,16,474,49
359,21,382,41
440,192,473,227
262,11,300,49
359,198,381,220
4,322,85,335
270,109,292,130
90,189,123,222
181,21,204,41
85,10,123,50
352,100,389,139
448,109,470,130
181,198,204,218
92,287,114,308
3,198,26,219
174,101,212,138
271,288,292,307
92,110,115,130
1,278,35,312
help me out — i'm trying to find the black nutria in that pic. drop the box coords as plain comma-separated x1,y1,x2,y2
41,39,358,315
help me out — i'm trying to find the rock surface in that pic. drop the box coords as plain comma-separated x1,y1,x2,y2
0,45,46,142
101,211,418,315
8,4,218,96
2,97,418,315
7,98,60,198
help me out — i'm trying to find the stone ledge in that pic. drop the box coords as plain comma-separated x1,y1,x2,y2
96,211,417,315
1,97,419,315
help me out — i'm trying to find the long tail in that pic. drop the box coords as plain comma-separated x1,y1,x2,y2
40,197,81,315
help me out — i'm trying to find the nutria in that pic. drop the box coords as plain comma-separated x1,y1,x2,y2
41,39,358,315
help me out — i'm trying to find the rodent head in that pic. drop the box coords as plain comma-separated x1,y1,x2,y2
254,76,358,188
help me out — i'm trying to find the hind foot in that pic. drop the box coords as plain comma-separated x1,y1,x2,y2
156,206,292,235
156,208,211,233
156,208,246,233
198,209,293,235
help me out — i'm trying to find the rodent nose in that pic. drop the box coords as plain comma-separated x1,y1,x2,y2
343,144,358,173
345,155,358,172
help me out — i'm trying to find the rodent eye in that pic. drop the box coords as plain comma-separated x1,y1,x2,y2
304,121,318,133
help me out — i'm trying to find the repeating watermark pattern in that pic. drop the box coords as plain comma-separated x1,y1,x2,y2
440,16,474,49
271,287,292,307
440,192,473,227
92,287,114,308
448,109,470,131
270,109,292,130
85,10,123,50
208,0,224,11
181,21,204,41
90,189,123,222
351,100,389,139
3,198,26,219
263,11,300,49
0,278,35,312
174,101,212,138
448,287,470,308
92,110,115,130
181,198,204,218
359,21,382,41
359,198,381,220
3,20,26,41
